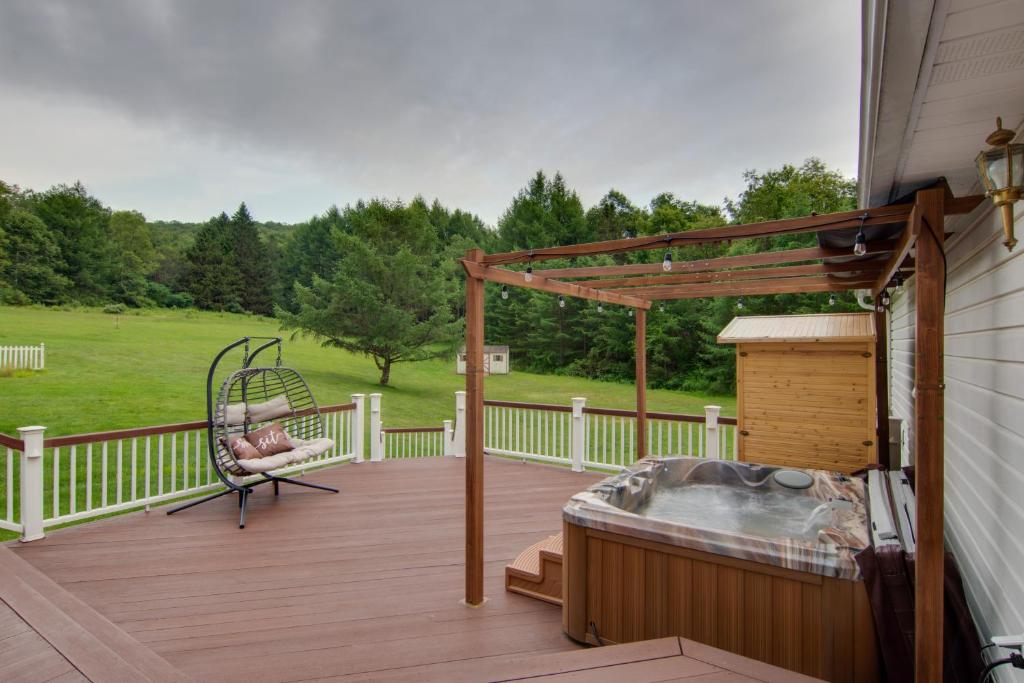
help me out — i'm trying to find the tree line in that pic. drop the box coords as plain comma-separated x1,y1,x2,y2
0,158,859,391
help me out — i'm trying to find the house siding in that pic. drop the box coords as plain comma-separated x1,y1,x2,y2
889,200,1024,668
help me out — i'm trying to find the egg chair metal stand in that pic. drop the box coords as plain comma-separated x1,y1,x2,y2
166,336,338,528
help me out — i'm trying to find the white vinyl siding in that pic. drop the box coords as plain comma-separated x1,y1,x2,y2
889,200,1024,673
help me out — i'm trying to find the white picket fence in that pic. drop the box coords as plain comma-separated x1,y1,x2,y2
0,398,363,540
0,343,44,370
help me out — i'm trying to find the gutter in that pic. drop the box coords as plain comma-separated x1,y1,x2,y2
857,0,888,210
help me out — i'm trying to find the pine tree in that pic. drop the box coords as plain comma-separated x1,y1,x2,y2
182,213,242,311
225,203,273,314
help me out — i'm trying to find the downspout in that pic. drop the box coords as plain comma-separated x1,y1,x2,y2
856,289,876,311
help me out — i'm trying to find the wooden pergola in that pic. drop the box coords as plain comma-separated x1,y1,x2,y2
460,187,984,682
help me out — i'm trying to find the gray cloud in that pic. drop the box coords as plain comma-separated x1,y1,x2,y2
0,0,860,224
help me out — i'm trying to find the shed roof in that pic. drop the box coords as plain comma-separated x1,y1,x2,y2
459,345,509,354
717,313,876,344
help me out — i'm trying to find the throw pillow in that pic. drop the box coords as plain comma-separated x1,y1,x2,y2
244,422,294,457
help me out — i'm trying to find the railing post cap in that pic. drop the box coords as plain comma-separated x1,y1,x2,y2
571,397,587,403
704,405,722,413
370,392,382,397
351,393,365,399
455,390,466,396
17,426,46,434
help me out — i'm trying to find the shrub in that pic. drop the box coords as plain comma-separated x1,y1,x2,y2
103,303,127,315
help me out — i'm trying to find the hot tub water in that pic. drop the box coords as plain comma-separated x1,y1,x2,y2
636,482,829,542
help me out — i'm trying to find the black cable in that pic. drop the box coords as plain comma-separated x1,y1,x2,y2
978,656,1013,683
919,214,948,299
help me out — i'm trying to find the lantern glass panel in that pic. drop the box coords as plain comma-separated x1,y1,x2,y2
985,149,1009,189
1010,143,1024,188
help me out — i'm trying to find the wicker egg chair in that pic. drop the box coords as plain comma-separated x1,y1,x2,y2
167,336,338,528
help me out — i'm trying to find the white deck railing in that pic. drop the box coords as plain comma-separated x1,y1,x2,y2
382,426,447,459
0,343,44,370
0,398,362,540
3,390,737,542
478,395,736,472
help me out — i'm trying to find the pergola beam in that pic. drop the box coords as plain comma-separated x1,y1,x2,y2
461,260,651,309
484,204,914,265
631,276,877,300
529,241,898,279
872,207,918,297
581,262,885,290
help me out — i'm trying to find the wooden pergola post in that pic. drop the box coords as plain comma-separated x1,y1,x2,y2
913,188,945,682
635,308,647,461
464,248,486,606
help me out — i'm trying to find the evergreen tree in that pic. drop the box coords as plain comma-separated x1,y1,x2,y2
279,199,460,385
0,209,70,303
225,203,273,314
182,213,242,311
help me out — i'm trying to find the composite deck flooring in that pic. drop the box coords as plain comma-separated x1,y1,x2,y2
9,456,606,681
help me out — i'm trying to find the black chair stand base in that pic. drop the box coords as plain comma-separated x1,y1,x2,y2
166,474,338,528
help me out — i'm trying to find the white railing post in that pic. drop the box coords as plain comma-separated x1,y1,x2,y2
369,393,383,462
453,391,466,458
17,426,45,542
443,420,454,456
570,397,586,472
38,342,45,370
351,394,365,463
704,405,721,460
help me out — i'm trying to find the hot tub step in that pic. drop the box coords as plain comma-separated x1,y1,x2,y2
505,533,563,605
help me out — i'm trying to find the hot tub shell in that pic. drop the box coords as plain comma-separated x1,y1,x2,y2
562,457,878,682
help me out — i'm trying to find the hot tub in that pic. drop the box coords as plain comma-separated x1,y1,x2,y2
562,457,878,682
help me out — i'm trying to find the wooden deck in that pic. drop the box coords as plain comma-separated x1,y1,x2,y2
4,457,819,682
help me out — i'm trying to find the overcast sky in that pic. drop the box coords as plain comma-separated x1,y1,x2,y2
0,1,861,226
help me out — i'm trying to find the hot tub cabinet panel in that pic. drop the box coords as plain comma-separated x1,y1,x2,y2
563,521,879,683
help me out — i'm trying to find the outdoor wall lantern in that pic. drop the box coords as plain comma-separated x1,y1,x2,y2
975,117,1022,251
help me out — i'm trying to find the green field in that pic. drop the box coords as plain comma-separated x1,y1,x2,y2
0,306,735,437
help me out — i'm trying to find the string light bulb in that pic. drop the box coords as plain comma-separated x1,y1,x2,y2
894,274,904,292
736,297,745,310
597,302,604,313
524,265,533,283
828,293,836,306
628,308,633,317
662,252,672,272
853,216,868,257
501,285,509,300
558,295,565,308
880,290,891,307
659,304,665,313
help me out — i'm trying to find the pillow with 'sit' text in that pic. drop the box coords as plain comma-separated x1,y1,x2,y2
244,423,294,457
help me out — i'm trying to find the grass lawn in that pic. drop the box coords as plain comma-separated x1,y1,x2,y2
0,306,735,437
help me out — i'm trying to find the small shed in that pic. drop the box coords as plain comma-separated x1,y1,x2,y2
456,345,510,375
718,313,877,474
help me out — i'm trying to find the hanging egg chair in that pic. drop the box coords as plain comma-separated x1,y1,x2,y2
167,336,338,528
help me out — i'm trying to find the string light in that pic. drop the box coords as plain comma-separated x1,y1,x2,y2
501,285,509,300
628,309,633,317
524,265,533,283
558,295,565,308
828,294,836,306
894,274,904,292
659,304,665,313
597,302,604,313
736,297,745,310
853,214,868,257
662,252,672,272
880,290,891,307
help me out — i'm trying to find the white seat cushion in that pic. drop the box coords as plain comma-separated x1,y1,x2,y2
233,438,335,473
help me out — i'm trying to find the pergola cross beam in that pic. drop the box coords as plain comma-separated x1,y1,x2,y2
461,259,652,309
